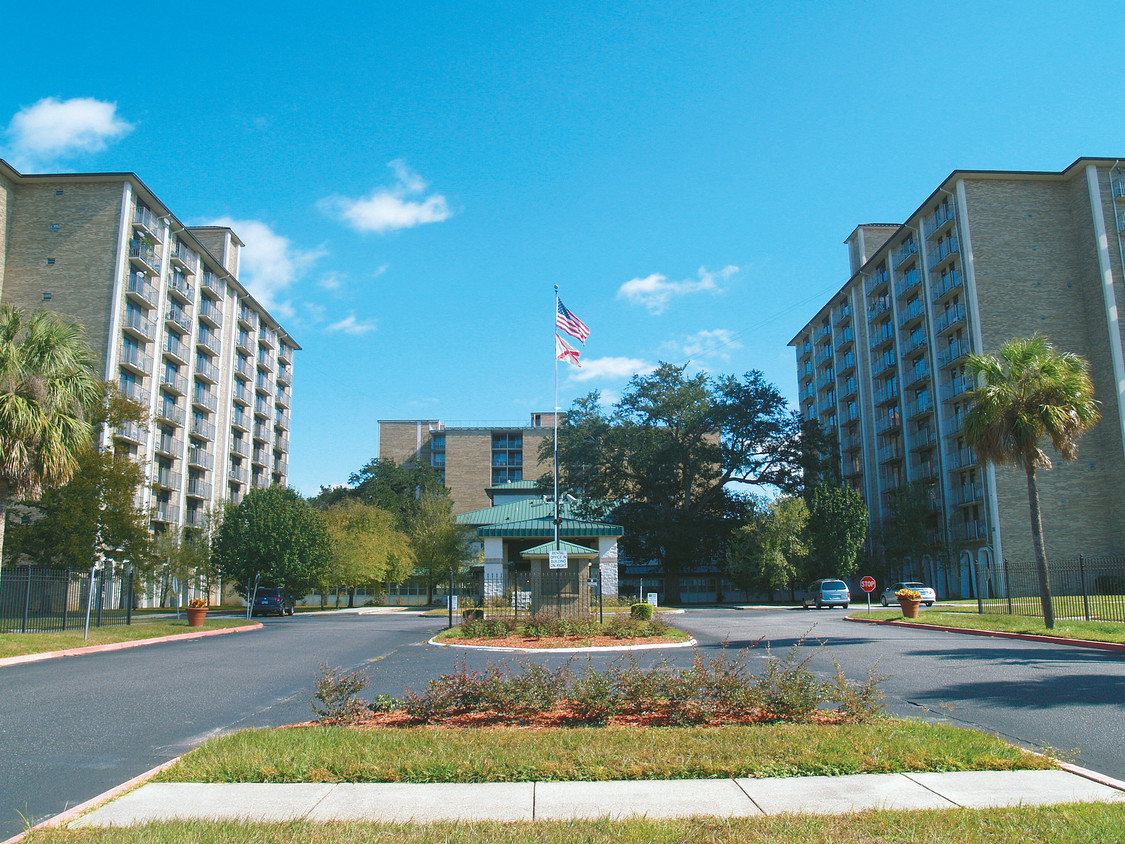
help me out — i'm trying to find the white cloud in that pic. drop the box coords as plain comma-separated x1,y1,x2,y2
318,272,345,291
327,314,377,335
617,264,738,315
567,356,654,383
321,159,452,234
4,97,133,170
665,328,743,363
206,217,325,311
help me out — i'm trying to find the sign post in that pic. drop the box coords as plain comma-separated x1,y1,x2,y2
860,575,877,614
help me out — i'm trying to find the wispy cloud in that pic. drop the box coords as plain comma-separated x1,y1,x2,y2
664,328,743,363
205,217,326,311
617,265,738,314
320,160,452,234
568,356,655,383
3,97,133,170
327,314,377,335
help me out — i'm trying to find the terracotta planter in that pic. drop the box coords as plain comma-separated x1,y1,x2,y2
186,607,209,627
898,598,922,619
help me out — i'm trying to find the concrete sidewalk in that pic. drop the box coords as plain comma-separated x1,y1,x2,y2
70,770,1124,826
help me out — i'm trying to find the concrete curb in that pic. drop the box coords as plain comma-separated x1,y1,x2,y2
428,635,699,653
0,623,264,669
845,614,1125,653
0,756,181,844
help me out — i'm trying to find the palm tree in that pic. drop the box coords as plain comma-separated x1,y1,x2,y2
963,336,1101,628
0,305,102,571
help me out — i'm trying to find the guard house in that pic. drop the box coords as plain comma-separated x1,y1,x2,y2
456,481,623,613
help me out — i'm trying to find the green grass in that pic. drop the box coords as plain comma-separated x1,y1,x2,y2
0,618,259,658
158,720,1052,784
24,804,1125,843
858,609,1125,644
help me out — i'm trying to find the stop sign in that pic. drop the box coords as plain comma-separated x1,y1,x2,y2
860,576,877,593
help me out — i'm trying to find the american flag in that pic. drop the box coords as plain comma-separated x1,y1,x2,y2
556,299,590,343
556,333,581,367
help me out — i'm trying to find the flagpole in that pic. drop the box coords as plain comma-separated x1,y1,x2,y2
553,285,560,551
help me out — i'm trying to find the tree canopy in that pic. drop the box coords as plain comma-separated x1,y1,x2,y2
806,482,868,581
320,500,415,605
725,495,809,599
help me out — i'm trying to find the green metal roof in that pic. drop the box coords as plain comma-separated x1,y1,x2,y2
486,479,542,493
476,517,623,538
457,497,583,526
521,540,599,558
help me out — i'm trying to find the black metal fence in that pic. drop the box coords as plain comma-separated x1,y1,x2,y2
0,566,135,633
451,570,599,622
978,557,1125,623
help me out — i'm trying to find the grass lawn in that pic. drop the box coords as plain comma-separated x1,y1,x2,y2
0,618,259,659
23,804,1125,843
856,609,1125,644
158,720,1052,784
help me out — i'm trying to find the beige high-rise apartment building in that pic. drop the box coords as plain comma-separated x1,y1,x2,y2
0,159,297,538
790,157,1125,597
379,413,560,514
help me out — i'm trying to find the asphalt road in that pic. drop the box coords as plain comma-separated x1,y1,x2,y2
1,606,1123,838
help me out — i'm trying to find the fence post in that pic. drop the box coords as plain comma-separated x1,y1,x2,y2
448,568,453,630
62,569,71,631
1004,559,1012,615
83,565,95,640
126,569,134,626
21,566,32,633
1078,555,1090,621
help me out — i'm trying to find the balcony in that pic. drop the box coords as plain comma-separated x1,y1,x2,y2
229,466,250,484
191,417,217,442
946,447,978,471
877,440,904,463
930,268,964,302
275,457,289,476
157,403,186,427
252,447,270,467
833,326,854,352
170,241,198,274
128,240,161,275
231,409,250,432
275,433,290,451
233,384,252,406
951,484,985,507
152,503,180,524
230,439,249,458
192,386,218,412
132,205,163,240
168,272,195,304
816,395,836,416
897,299,925,329
200,270,223,297
868,323,894,351
254,420,272,441
186,478,213,499
934,303,966,334
901,334,928,357
872,353,897,377
906,393,934,418
278,344,293,364
237,331,255,354
799,383,816,402
938,340,970,368
839,403,859,425
254,396,270,417
864,271,890,296
257,351,277,371
162,336,189,365
259,327,277,349
238,304,258,329
924,202,956,237
188,447,215,471
118,381,149,407
942,375,974,402
185,508,207,528
155,469,182,491
867,297,891,321
234,357,254,380
197,329,221,356
154,432,184,458
275,388,290,408
873,381,899,406
114,421,147,447
122,308,156,342
126,273,158,307
836,351,856,374
892,239,917,267
904,362,930,388
275,410,290,431
194,358,219,384
927,237,960,270
875,410,901,435
798,341,813,360
198,298,223,328
256,372,273,393
910,427,937,450
954,519,989,543
165,305,191,334
119,343,153,375
945,413,965,435
894,268,921,299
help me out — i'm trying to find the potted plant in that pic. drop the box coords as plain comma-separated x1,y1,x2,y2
186,597,209,627
895,588,923,619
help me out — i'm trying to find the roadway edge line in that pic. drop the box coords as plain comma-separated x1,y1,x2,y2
844,615,1125,653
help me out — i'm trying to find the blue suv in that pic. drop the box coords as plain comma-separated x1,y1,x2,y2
801,579,851,609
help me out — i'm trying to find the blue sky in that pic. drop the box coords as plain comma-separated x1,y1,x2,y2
5,1,1125,495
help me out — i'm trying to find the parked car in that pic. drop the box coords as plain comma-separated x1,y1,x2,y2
880,581,936,607
251,587,295,616
801,579,851,609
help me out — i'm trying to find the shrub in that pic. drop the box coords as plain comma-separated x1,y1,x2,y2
480,658,573,718
752,639,831,722
829,658,886,722
569,659,624,724
461,617,518,639
402,659,488,722
461,609,485,624
630,602,655,620
312,664,371,724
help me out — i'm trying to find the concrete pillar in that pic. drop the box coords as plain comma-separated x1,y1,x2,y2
598,537,619,598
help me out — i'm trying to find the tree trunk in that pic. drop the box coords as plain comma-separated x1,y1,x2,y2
0,483,9,575
1026,466,1055,629
348,586,356,608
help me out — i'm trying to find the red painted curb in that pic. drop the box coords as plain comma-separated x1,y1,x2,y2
846,614,1125,653
0,756,181,844
0,622,264,669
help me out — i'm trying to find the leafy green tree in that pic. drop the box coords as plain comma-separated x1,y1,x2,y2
963,336,1100,628
408,492,474,603
0,305,102,571
550,363,805,602
211,487,331,598
346,457,448,525
725,496,809,600
878,481,948,589
321,500,414,607
806,483,868,580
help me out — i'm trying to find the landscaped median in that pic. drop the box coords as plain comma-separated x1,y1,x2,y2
848,608,1125,648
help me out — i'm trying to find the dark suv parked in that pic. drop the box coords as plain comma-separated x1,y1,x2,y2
251,587,295,616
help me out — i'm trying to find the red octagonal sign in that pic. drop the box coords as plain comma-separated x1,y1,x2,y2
860,576,877,593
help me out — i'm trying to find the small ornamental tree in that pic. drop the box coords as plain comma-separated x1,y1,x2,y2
212,486,331,598
321,500,414,607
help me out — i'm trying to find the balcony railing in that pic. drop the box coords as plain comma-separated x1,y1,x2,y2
874,382,899,405
813,345,833,367
836,351,856,373
168,272,195,303
894,268,921,299
233,384,252,405
191,418,217,442
239,304,258,328
126,274,158,307
199,298,223,327
816,395,836,416
868,297,891,320
163,336,188,364
170,241,198,274
864,272,890,296
275,433,290,452
119,343,153,373
229,466,250,484
166,306,191,333
872,353,897,376
930,268,964,301
892,239,917,267
898,299,925,328
114,421,147,446
954,519,989,543
276,388,290,408
924,202,956,237
155,470,182,491
231,410,250,431
275,410,290,430
875,410,902,434
155,433,184,457
800,384,816,402
186,478,213,499
938,340,970,368
118,381,149,407
927,237,959,269
200,271,223,297
192,387,218,412
128,240,161,275
252,448,270,466
254,397,270,416
157,404,186,427
906,393,934,417
868,323,894,351
194,358,219,383
275,458,289,476
901,334,927,357
942,375,974,402
123,309,156,341
197,329,221,356
951,484,985,507
133,205,163,238
904,362,930,387
833,326,854,351
254,421,272,441
946,447,978,471
188,447,215,471
259,327,277,349
237,331,255,354
230,439,249,458
910,427,937,450
153,503,180,523
256,372,273,392
934,303,966,334
278,344,293,363
257,351,277,371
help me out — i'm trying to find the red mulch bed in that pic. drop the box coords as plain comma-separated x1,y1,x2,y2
437,633,687,649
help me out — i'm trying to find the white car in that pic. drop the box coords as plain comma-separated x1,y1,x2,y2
880,581,936,607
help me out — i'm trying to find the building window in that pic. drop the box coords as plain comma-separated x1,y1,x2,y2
491,433,522,485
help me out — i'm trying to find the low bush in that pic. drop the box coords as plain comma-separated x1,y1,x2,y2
630,602,655,620
312,664,371,724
